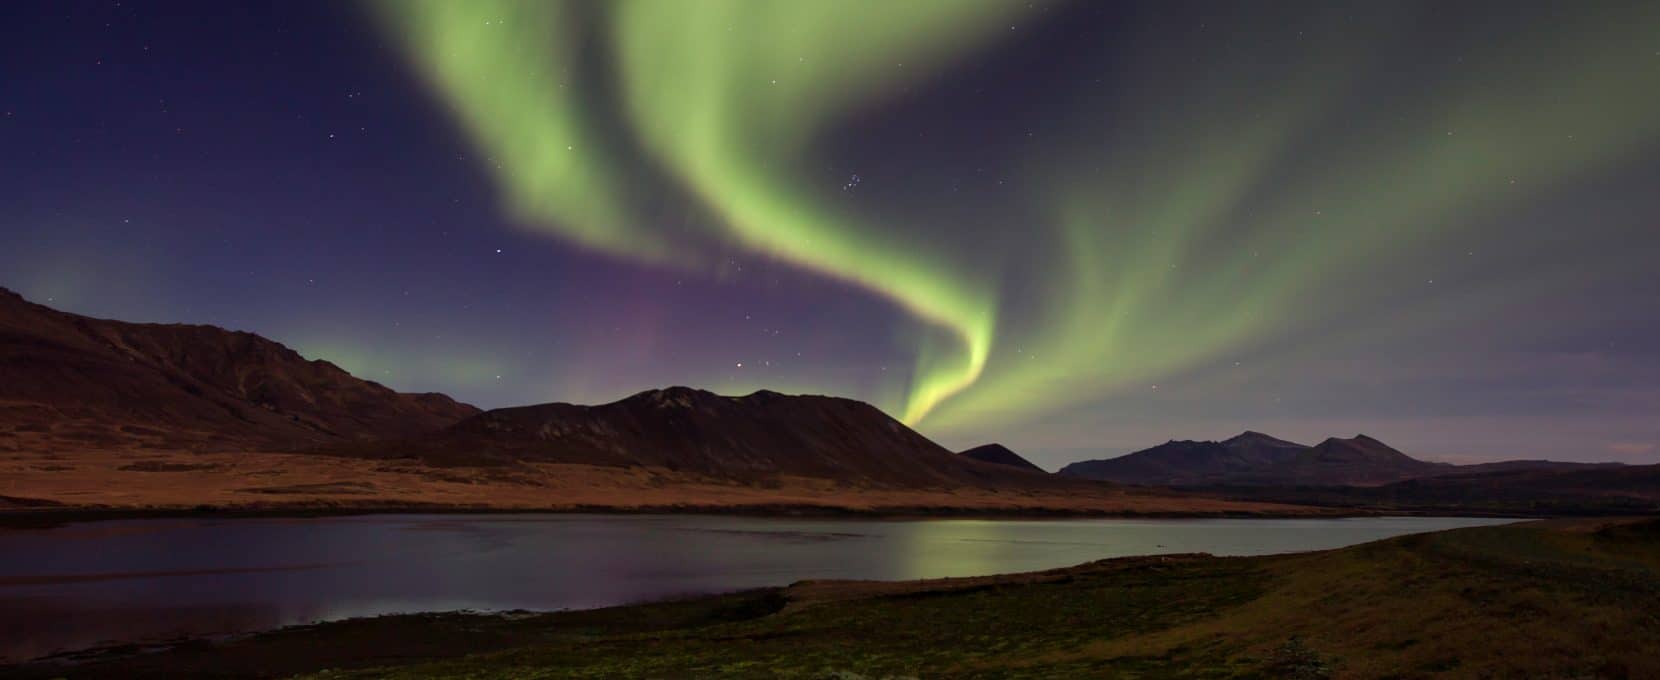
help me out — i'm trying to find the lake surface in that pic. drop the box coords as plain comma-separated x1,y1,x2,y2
0,514,1514,661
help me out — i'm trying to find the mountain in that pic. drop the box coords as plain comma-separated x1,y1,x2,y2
958,443,1045,473
1221,430,1311,463
0,287,478,452
0,289,1074,491
1059,432,1454,486
1057,431,1313,486
1057,431,1629,488
1056,440,1226,485
337,387,1059,488
1277,435,1453,485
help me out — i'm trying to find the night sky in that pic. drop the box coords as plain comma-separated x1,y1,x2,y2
4,1,1658,467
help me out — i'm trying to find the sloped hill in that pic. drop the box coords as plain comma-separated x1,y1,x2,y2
1275,435,1451,485
342,387,1057,488
958,443,1045,473
1057,431,1308,485
1059,432,1452,486
0,288,477,452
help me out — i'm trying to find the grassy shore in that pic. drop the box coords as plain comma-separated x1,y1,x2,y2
0,450,1334,523
7,517,1657,678
0,501,1361,532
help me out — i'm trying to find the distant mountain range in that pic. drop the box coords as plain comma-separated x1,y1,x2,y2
958,443,1045,473
1058,431,1623,487
0,287,476,452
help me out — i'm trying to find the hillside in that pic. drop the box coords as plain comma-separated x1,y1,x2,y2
1057,431,1622,487
1056,431,1311,485
0,288,477,452
957,443,1045,473
1276,434,1451,485
1058,431,1450,486
335,387,1056,488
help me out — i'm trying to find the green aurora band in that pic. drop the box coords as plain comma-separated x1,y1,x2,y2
926,3,1660,434
369,1,1660,434
370,0,1032,423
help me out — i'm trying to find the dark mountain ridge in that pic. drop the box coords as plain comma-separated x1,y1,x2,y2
958,443,1045,473
337,387,1063,488
0,287,478,451
0,290,1075,490
1058,431,1622,487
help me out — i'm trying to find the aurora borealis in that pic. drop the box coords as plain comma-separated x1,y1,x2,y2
371,0,1019,424
3,1,1658,466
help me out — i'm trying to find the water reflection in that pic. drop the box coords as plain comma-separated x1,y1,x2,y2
0,514,1513,661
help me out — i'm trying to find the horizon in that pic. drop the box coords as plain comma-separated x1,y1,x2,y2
4,0,1657,469
6,281,1646,470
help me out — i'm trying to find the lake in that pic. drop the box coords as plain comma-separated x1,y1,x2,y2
0,513,1514,661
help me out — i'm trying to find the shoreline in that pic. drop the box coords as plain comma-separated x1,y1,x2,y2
0,449,1375,529
0,500,1383,531
1,450,1337,528
1,517,1544,668
11,518,1645,678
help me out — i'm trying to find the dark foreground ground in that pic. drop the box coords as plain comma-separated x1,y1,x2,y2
6,518,1658,679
